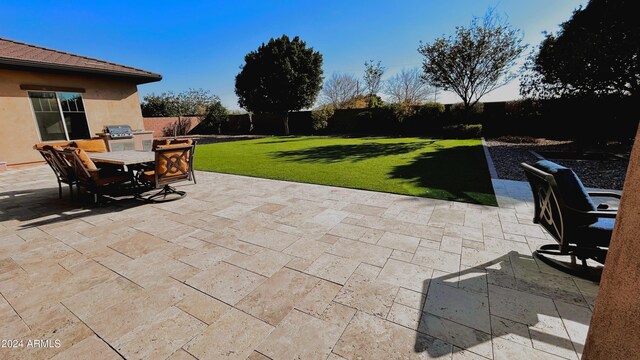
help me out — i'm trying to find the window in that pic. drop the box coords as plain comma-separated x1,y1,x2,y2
29,91,91,141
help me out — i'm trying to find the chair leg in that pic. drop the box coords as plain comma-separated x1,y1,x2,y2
534,244,603,281
58,180,62,199
192,170,197,184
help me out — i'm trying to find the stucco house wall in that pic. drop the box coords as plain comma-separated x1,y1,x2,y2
583,124,640,359
0,69,145,165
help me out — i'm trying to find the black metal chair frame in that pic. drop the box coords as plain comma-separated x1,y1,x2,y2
145,144,193,202
38,146,77,199
521,162,619,280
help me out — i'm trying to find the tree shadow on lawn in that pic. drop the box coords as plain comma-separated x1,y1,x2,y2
255,135,414,145
252,137,318,145
389,144,497,205
270,141,434,163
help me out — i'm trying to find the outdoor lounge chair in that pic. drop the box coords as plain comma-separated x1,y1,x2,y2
37,145,76,199
521,160,620,280
140,143,193,202
61,147,130,204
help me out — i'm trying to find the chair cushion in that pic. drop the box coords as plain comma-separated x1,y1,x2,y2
533,160,596,212
170,138,193,146
157,143,192,149
152,139,170,150
71,139,107,153
33,141,71,150
142,170,156,183
574,217,615,247
66,147,98,171
41,144,64,152
93,173,130,186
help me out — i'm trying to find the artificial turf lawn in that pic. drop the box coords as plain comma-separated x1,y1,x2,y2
194,136,497,206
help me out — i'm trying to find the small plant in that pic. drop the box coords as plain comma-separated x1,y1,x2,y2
311,105,334,131
162,117,192,137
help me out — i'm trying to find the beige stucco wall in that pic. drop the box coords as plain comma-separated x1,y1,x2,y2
583,124,640,359
0,69,145,165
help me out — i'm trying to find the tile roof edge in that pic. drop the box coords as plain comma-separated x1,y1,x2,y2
0,37,162,80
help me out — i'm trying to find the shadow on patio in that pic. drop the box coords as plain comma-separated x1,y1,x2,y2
414,251,591,359
0,186,146,229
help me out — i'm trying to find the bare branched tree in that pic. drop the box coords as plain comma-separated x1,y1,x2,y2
320,73,363,108
418,9,526,113
385,68,434,105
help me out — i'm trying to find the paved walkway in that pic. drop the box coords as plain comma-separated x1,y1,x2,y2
0,166,597,359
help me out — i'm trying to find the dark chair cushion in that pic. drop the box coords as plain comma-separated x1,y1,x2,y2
533,160,597,212
574,217,615,247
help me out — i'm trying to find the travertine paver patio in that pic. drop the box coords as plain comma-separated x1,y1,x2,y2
0,165,598,359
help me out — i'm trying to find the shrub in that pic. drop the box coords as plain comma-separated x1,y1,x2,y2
415,102,445,123
449,102,484,124
311,105,334,131
386,103,416,123
419,101,446,113
450,102,484,114
441,124,483,138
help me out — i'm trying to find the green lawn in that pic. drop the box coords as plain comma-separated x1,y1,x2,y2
194,136,497,206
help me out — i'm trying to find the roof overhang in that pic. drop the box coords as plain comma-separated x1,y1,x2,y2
0,57,162,85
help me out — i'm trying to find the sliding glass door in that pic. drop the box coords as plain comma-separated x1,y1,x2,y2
28,91,91,141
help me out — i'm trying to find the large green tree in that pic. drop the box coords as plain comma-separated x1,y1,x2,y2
520,0,639,99
418,10,525,113
235,35,323,135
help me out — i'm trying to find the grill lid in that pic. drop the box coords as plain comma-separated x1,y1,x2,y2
105,125,133,139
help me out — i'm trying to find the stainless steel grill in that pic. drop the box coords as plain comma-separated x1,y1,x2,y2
104,125,133,139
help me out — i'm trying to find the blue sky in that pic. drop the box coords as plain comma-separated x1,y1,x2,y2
1,0,586,109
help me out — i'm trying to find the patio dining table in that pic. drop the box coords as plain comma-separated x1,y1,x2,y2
88,150,155,166
88,150,155,196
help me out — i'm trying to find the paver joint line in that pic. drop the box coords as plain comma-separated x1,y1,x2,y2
0,166,595,360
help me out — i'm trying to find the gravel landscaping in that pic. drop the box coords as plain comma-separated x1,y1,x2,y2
485,137,631,190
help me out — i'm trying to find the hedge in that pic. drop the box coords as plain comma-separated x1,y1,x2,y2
201,97,638,141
